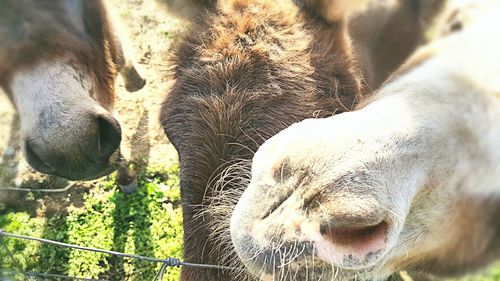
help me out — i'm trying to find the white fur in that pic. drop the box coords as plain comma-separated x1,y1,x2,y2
10,59,100,141
238,0,500,279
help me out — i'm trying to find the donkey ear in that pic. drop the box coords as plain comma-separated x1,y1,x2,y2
156,0,217,21
301,0,370,23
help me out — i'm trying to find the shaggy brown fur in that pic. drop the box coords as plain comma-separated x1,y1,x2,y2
161,0,445,280
349,0,447,87
0,0,123,108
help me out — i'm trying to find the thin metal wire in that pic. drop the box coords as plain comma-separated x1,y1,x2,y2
0,269,107,281
0,229,241,272
0,233,24,272
0,182,76,193
153,262,169,281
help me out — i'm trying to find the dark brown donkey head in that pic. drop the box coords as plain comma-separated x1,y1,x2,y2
0,0,145,180
161,0,443,280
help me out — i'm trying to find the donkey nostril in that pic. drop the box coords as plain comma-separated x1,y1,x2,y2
24,140,55,174
96,115,121,161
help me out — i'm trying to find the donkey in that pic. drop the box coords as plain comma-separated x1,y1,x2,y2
161,0,445,279
231,0,500,280
0,0,145,180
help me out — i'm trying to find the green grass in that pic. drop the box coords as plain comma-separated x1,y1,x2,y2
454,265,500,281
0,164,182,281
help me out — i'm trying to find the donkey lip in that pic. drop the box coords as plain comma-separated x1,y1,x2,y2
24,141,56,174
322,221,388,247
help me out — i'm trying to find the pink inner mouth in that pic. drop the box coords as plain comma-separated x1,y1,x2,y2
324,221,388,247
316,221,388,267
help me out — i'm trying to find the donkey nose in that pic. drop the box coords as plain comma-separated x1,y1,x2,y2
96,114,121,161
21,109,121,180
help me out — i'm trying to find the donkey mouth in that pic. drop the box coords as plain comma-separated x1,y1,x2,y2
316,220,389,268
24,141,56,175
24,140,120,180
321,221,388,248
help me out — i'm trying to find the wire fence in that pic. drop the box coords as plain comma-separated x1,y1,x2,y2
0,183,241,280
0,182,76,193
0,229,240,281
1,268,107,281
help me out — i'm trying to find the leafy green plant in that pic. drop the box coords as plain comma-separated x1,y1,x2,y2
0,164,182,281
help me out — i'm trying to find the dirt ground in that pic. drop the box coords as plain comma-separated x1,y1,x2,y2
0,0,180,195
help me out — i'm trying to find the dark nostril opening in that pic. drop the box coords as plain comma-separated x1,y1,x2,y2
96,115,122,161
261,187,295,220
24,140,54,174
450,20,463,32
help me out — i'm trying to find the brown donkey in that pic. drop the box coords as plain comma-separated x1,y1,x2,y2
161,0,444,280
0,0,145,180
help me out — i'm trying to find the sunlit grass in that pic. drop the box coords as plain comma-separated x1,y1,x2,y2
0,164,182,281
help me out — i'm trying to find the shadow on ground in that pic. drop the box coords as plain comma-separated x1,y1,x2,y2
107,187,157,280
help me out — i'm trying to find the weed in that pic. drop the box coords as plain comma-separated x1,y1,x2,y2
0,164,182,281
